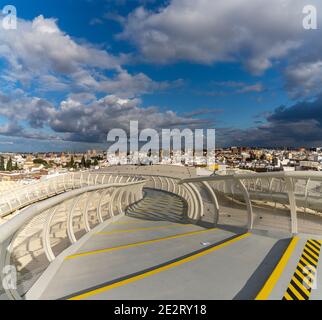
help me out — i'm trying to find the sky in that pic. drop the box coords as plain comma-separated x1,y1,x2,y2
0,0,321,152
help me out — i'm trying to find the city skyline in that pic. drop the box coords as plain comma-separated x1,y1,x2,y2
0,0,321,152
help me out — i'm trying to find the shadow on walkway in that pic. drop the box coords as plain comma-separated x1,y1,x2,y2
233,237,291,300
126,189,189,224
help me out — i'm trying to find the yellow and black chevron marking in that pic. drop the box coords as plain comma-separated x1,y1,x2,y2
283,239,322,300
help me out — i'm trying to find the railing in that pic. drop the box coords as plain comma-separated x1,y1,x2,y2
0,172,144,218
108,173,219,223
4,168,320,300
0,169,210,300
0,177,146,300
100,166,218,224
179,171,322,236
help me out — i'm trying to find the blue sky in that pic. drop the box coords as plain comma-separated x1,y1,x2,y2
0,0,321,151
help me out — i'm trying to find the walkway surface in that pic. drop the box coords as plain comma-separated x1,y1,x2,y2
37,189,322,300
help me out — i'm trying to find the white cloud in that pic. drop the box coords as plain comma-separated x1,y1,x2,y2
50,94,211,142
97,70,183,98
0,15,120,78
119,0,319,75
237,83,263,94
286,60,322,98
0,15,177,98
0,90,212,143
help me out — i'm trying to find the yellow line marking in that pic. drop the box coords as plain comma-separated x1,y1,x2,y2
112,220,155,226
96,224,193,235
255,236,299,300
68,233,251,300
66,228,218,260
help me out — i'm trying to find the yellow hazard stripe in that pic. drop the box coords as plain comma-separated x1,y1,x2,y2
295,269,313,289
256,237,299,300
283,239,322,300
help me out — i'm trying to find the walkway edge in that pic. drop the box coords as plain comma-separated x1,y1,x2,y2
255,236,299,300
25,214,125,300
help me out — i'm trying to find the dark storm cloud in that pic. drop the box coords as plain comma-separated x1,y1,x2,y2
218,95,322,147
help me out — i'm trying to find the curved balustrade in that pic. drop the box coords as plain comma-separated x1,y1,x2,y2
0,169,208,300
0,179,146,300
124,174,208,221
99,171,217,224
5,168,320,300
0,172,143,219
180,171,322,235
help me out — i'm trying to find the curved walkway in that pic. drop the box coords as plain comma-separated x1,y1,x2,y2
30,189,312,300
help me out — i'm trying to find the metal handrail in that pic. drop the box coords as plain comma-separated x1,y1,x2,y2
0,180,146,244
0,178,147,300
179,171,322,235
0,172,143,218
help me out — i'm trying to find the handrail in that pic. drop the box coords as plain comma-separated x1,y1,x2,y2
0,172,143,218
179,171,322,184
0,180,146,244
0,178,147,300
178,171,322,235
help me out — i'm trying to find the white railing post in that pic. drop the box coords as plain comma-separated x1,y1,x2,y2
97,189,109,223
285,177,298,235
202,181,220,225
304,178,311,214
67,197,82,244
236,178,254,231
43,207,58,262
83,193,91,232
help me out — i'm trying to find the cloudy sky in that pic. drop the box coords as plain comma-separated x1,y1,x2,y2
0,0,321,151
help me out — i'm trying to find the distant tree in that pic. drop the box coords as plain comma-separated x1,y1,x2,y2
67,156,76,169
33,158,48,166
0,157,5,171
81,155,86,168
70,156,75,167
33,158,51,168
85,159,91,168
14,162,19,171
93,158,99,166
6,157,13,171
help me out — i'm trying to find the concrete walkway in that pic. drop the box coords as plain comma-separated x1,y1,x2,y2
37,189,321,300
